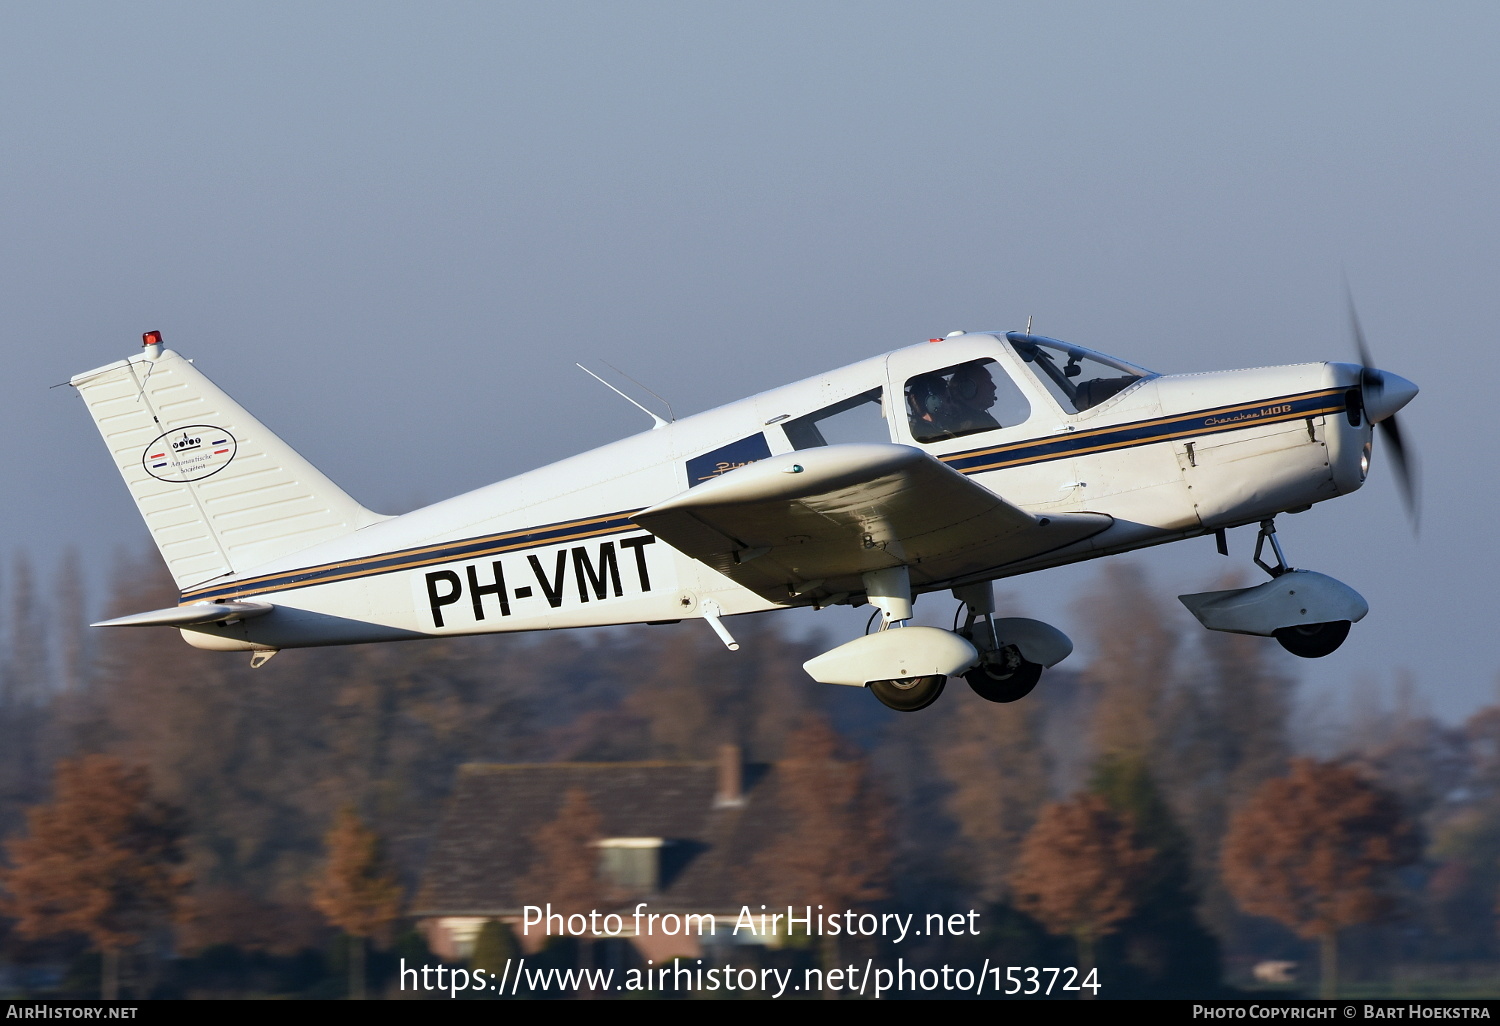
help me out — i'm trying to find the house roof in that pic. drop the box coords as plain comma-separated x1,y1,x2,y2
412,759,779,917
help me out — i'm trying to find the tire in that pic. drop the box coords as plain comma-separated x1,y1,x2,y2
964,645,1044,703
869,675,946,712
1273,620,1351,658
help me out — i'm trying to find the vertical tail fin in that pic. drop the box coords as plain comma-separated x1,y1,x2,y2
72,341,388,589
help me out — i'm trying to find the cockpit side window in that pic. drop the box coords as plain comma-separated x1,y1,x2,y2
1006,334,1151,414
904,359,1031,444
783,388,887,449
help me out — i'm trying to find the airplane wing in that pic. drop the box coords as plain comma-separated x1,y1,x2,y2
633,444,1111,603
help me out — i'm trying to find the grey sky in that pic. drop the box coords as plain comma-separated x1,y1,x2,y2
4,2,1495,718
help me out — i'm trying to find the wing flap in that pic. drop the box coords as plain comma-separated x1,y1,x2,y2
635,444,1110,601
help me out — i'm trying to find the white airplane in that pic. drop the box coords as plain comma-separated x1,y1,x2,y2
71,322,1417,712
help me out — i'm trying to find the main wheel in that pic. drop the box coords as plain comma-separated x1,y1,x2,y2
1273,620,1351,658
964,644,1043,703
869,675,946,712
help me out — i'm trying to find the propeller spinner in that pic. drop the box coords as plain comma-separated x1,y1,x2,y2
1347,292,1420,527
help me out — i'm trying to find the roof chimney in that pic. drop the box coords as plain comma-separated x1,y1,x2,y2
714,744,744,808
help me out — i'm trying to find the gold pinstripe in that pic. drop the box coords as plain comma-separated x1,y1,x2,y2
181,515,638,603
180,387,1348,604
951,395,1346,475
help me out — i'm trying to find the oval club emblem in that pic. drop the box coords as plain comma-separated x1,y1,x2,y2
142,425,238,482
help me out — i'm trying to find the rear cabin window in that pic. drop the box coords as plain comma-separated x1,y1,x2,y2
904,359,1031,444
782,389,888,449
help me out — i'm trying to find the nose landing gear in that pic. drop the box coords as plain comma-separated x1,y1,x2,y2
1179,519,1368,659
1252,519,1357,659
1273,620,1352,658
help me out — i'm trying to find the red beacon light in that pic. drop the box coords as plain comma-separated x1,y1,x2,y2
141,330,164,359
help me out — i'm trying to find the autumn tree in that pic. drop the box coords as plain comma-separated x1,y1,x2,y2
1009,793,1155,971
763,718,890,908
934,696,1049,902
0,755,188,999
1158,594,1295,952
1221,758,1418,998
1415,702,1500,958
910,589,1053,903
511,787,606,988
1075,562,1179,764
470,918,518,982
72,550,541,956
558,614,822,763
1090,753,1223,993
753,717,889,978
1,554,51,833
311,807,403,1000
514,786,606,917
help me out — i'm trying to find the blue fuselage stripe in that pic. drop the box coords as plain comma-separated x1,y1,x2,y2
181,513,646,603
180,387,1347,604
942,389,1343,474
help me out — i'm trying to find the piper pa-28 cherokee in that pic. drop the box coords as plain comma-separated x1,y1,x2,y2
72,322,1417,712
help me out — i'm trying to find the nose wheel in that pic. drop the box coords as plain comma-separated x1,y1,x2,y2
1273,620,1351,658
1249,519,1355,658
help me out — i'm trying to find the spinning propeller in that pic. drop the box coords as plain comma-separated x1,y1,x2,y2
1347,291,1420,528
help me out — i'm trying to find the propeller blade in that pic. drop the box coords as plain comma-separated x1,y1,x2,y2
1378,414,1419,530
1346,285,1382,394
1346,287,1374,371
1346,280,1420,532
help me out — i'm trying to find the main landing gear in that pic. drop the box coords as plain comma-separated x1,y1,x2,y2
798,569,1075,712
869,674,947,712
1179,519,1369,659
861,566,952,712
962,643,1044,704
954,583,1045,704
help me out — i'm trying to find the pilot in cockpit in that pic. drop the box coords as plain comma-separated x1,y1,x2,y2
945,362,1002,435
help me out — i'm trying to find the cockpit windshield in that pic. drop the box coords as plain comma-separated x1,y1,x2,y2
1004,332,1155,414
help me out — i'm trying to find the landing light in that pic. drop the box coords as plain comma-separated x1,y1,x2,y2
1360,442,1371,481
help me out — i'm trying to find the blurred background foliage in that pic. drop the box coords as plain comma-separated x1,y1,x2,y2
0,549,1494,999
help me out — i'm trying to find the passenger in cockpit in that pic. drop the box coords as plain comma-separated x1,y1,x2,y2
907,373,952,442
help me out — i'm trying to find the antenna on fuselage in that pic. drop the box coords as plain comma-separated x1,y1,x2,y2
601,361,675,424
1025,315,1033,334
575,364,669,430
